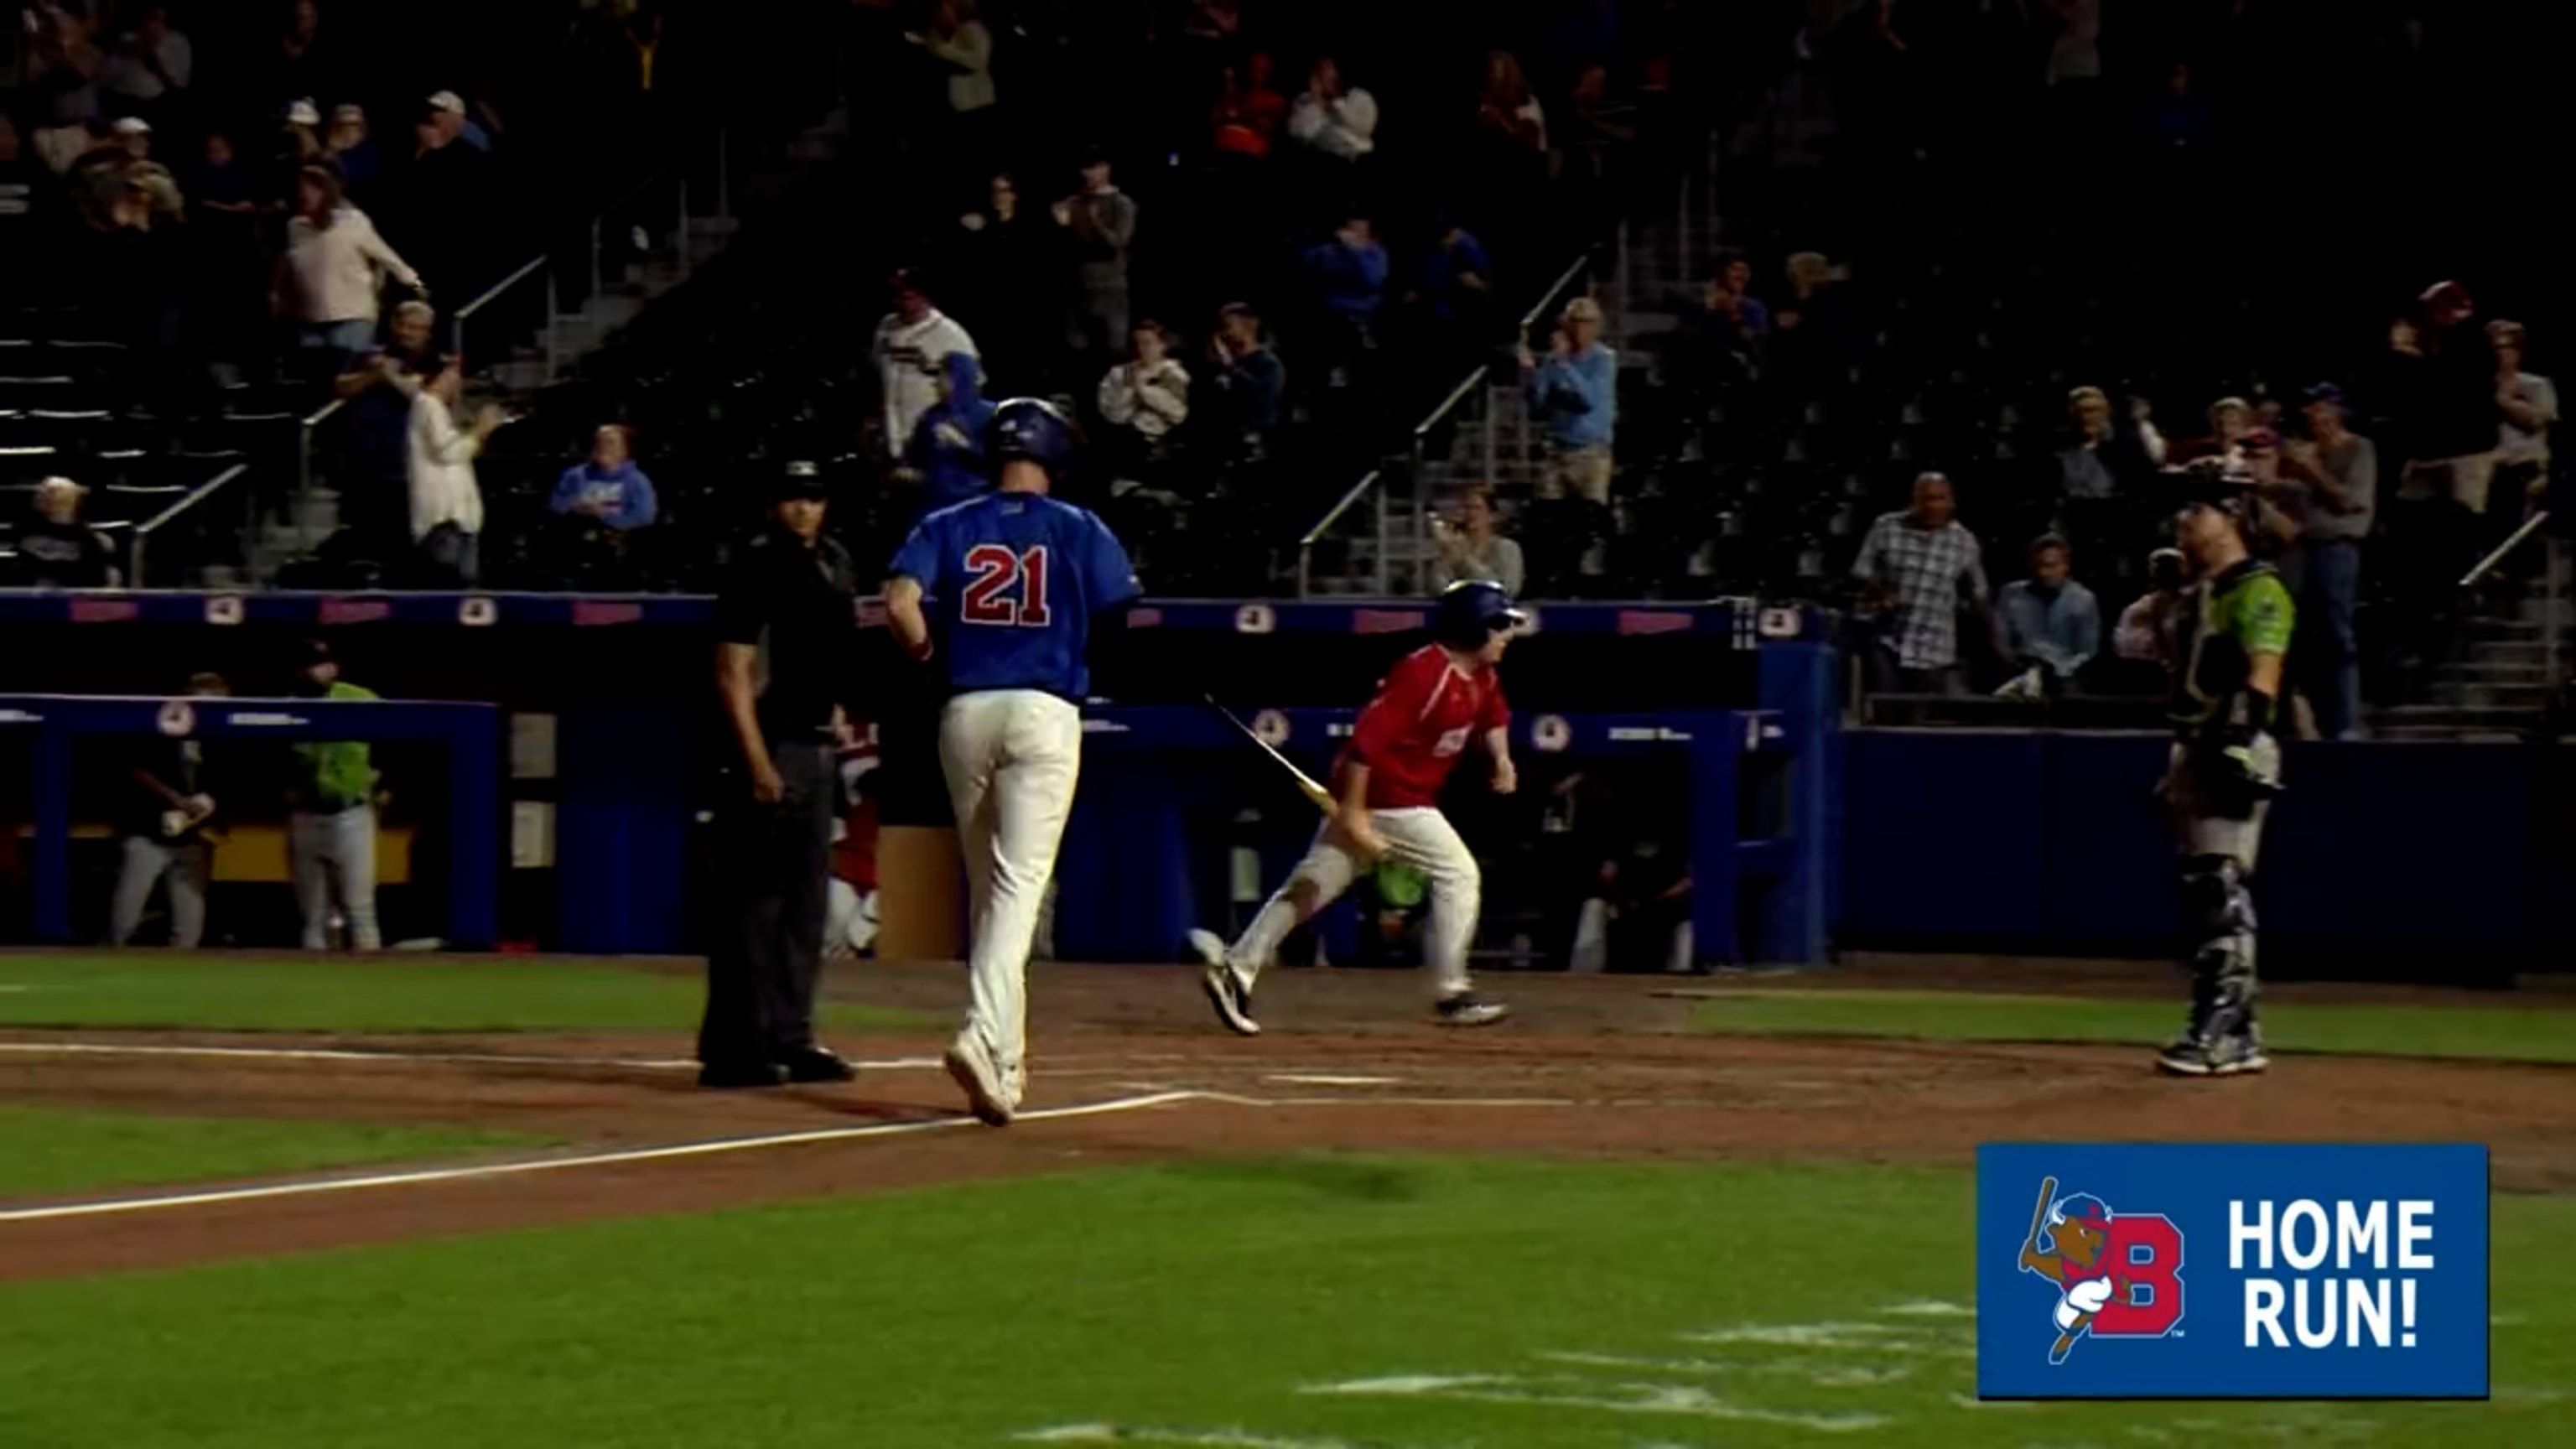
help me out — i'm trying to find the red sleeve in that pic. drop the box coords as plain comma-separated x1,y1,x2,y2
1478,674,1509,733
1349,652,1436,767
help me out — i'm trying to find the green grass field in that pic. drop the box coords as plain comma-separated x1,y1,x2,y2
0,1105,550,1199
0,954,927,1035
1690,988,2576,1064
0,1156,2564,1448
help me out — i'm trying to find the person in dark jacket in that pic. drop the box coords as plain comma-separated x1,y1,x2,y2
14,478,122,588
905,351,996,516
112,673,232,947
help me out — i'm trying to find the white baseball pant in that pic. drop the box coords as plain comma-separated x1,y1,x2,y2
937,689,1083,1105
1218,807,1480,1000
112,834,210,948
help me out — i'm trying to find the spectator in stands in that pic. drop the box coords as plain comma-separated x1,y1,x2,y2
2056,385,2153,500
1285,54,1379,165
99,5,191,125
426,91,490,153
1771,251,1848,381
280,164,422,366
286,637,382,953
1431,486,1525,596
1852,472,1988,695
22,0,102,148
1415,211,1494,367
325,106,378,194
2395,281,2499,518
2114,547,2189,682
1561,62,1637,205
551,424,659,533
2142,61,2217,152
904,352,995,513
1994,534,2101,698
1057,149,1138,366
1212,53,1289,160
1096,320,1191,480
2282,384,2376,739
13,477,122,589
274,99,325,190
2173,396,2254,470
1475,50,1548,158
70,117,180,230
408,360,499,586
112,671,229,948
952,175,1054,393
333,300,442,557
1707,253,1771,340
872,271,979,462
1472,49,1547,252
909,0,997,174
1304,211,1389,383
1202,302,1285,465
271,0,335,111
1522,297,1618,506
2490,319,2556,532
388,97,485,293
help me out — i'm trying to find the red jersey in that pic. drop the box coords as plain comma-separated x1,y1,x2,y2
1335,645,1509,810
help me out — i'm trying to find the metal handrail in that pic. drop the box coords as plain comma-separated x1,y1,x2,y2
2461,512,2551,588
129,463,249,588
451,253,550,354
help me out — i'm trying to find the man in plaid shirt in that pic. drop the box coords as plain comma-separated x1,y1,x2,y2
1852,472,1989,693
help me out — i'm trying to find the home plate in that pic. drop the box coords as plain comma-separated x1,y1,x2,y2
1265,1073,1404,1087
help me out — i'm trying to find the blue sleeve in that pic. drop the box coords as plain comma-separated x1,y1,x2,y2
1460,236,1490,277
1587,352,1618,428
889,514,946,594
1082,514,1140,609
620,470,658,529
548,466,584,516
1357,243,1389,292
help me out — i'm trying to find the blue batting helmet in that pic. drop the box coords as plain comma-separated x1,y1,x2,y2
987,397,1077,480
1431,579,1528,649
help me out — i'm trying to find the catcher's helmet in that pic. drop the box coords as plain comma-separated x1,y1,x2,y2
1431,579,1528,649
987,397,1077,480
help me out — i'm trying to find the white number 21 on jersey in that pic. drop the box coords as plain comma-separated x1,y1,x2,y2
959,544,1053,627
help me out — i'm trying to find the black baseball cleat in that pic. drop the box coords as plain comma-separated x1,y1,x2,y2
778,1046,858,1083
1433,992,1510,1028
2154,1032,2269,1078
1191,928,1260,1036
698,1059,789,1089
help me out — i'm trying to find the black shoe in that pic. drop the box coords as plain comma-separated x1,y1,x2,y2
699,1059,789,1089
778,1045,858,1083
2154,1032,2269,1078
1434,993,1510,1027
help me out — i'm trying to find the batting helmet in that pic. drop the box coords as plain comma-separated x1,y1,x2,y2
987,397,1078,481
1431,579,1528,649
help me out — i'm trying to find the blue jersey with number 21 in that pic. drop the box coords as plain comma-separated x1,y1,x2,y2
890,492,1140,701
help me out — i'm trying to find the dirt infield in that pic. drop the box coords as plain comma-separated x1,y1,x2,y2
4,963,2573,1280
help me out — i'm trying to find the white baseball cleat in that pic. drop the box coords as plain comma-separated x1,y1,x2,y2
1191,928,1261,1036
1434,992,1510,1028
943,1032,1015,1126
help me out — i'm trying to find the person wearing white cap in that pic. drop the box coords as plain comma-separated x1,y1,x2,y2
281,163,423,364
325,104,378,190
426,90,491,152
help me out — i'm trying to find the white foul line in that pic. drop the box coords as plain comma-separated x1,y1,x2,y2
0,1041,942,1073
0,1090,1202,1224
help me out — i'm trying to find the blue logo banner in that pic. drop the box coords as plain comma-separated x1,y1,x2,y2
1976,1144,2488,1399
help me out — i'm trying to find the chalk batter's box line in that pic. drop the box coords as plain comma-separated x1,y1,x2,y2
0,1090,1584,1223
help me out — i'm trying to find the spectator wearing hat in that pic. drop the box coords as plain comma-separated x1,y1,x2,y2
2490,320,2557,532
426,91,491,153
408,358,501,586
1056,149,1138,367
12,478,122,589
872,271,980,462
279,164,421,365
2280,385,2375,738
1522,296,1618,506
325,105,378,193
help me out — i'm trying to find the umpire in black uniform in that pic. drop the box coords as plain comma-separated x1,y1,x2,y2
699,460,863,1088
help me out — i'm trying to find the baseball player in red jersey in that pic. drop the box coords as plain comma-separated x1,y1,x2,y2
1192,579,1525,1031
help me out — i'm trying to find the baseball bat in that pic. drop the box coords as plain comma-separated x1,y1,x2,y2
2025,1175,2059,1254
1201,694,1339,817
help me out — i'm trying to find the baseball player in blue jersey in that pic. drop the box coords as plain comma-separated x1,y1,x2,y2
883,397,1140,1125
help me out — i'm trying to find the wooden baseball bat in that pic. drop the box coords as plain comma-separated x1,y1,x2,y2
1202,694,1338,817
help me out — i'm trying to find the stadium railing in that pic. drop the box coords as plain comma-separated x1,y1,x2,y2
127,463,253,590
